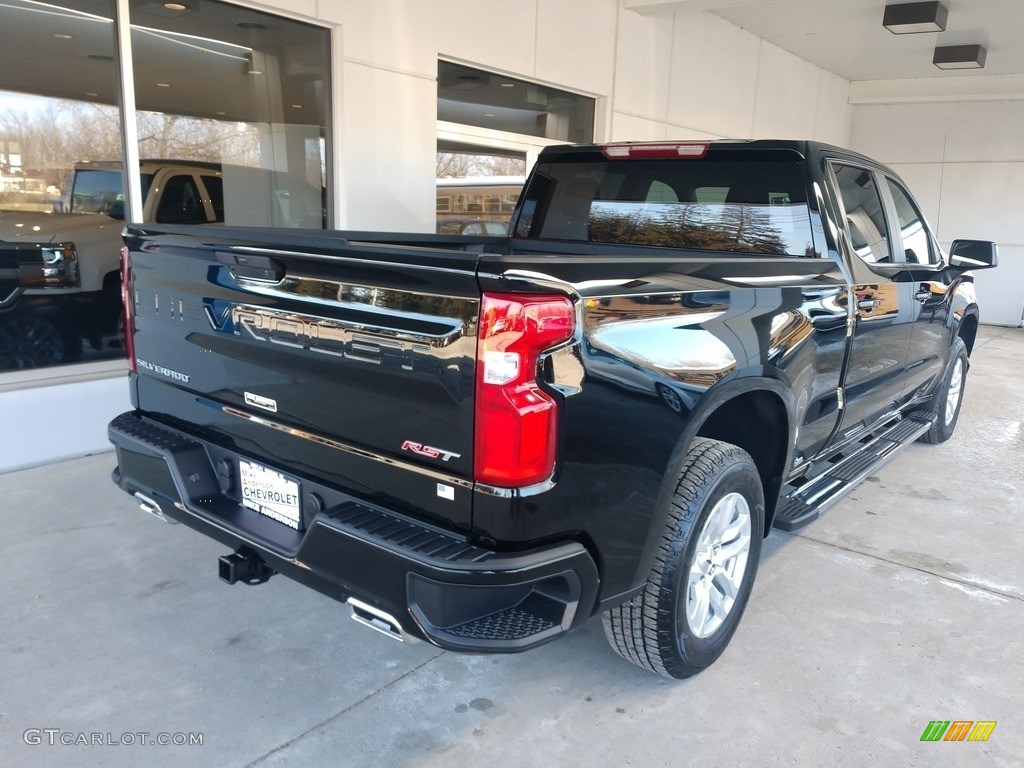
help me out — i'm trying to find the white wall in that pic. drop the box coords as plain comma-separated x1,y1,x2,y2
614,9,852,145
0,373,130,473
852,101,1024,327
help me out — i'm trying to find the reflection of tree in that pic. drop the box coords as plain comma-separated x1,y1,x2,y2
589,203,791,255
0,100,262,193
436,152,526,178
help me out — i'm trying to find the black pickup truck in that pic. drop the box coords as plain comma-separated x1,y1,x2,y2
107,140,997,679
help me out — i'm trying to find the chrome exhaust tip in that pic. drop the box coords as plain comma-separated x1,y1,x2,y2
347,597,415,643
134,492,178,525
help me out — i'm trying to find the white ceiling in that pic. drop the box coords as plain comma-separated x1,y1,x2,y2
0,0,327,125
627,0,1024,82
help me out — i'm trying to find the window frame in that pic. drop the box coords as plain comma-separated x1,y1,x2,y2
826,160,895,269
881,175,939,267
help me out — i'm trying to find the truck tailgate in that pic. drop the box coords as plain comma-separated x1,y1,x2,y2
124,226,482,532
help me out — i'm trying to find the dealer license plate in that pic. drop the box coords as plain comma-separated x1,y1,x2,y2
239,460,301,530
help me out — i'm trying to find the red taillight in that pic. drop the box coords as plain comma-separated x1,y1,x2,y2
120,245,136,373
474,292,575,488
601,142,709,160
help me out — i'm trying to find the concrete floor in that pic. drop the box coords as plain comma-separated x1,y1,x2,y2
2,326,1021,768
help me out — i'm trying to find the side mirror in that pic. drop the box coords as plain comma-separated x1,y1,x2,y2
949,239,997,270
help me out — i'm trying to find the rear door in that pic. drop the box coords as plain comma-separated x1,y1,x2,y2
126,227,481,530
827,161,915,440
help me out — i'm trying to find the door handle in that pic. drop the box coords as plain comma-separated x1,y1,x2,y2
216,251,286,282
856,298,880,311
914,289,932,302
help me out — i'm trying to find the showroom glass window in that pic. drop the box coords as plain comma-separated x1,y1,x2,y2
436,61,594,235
0,0,331,374
128,0,330,229
0,0,121,372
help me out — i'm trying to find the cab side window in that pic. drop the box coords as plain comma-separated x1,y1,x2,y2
885,178,935,265
155,174,206,224
831,164,891,264
201,175,225,222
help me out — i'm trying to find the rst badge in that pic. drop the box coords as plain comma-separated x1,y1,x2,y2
401,440,461,462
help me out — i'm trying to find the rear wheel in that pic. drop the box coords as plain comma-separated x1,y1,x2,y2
918,337,968,444
603,437,764,679
0,315,81,369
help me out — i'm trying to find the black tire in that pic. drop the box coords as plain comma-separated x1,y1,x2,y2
918,337,968,444
603,437,765,679
0,315,81,370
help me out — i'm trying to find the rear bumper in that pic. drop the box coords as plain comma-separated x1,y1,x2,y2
108,411,599,653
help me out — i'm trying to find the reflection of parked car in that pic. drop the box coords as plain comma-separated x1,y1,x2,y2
0,160,225,369
0,160,325,370
461,220,506,236
435,218,508,236
582,339,695,415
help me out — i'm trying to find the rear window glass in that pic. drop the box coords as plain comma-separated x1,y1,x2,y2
518,158,815,256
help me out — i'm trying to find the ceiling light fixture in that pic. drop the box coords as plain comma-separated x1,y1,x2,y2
163,2,189,10
933,43,987,69
156,82,171,87
53,33,73,39
882,1,947,34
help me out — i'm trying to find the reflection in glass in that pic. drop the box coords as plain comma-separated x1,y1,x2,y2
885,178,934,265
438,61,594,143
0,1,120,371
0,0,332,372
525,159,815,256
436,146,525,235
129,0,330,229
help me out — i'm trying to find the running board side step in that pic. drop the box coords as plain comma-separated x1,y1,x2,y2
773,413,935,532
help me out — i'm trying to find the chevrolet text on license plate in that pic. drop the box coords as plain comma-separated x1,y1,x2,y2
239,460,301,529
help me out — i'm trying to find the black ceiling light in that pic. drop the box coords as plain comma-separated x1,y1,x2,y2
882,1,948,34
933,44,987,70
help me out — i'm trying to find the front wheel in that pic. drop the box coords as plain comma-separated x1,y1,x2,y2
603,437,765,679
918,337,969,444
0,315,81,370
